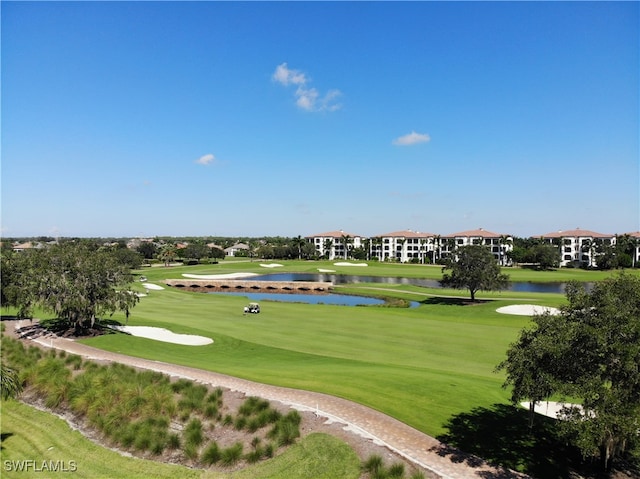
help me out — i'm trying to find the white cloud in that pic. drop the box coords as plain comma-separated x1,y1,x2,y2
195,153,216,165
272,63,307,86
273,63,342,112
392,131,431,146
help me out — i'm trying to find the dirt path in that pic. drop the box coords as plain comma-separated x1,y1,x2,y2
5,320,530,479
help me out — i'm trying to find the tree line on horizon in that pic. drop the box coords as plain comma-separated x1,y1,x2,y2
3,234,639,270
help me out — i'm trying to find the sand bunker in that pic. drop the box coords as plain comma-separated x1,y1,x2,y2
112,326,213,346
142,283,165,290
182,272,257,280
521,401,583,420
496,304,560,316
318,268,336,273
260,263,283,268
333,262,368,267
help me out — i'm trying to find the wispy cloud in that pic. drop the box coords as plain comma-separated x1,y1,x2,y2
392,131,431,146
273,63,342,112
195,153,217,166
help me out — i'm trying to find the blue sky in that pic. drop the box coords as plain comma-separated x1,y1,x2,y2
2,1,638,239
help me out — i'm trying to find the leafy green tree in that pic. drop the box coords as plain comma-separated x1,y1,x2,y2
136,241,158,260
5,243,139,333
181,242,210,262
531,243,560,270
498,273,640,473
108,245,143,269
440,245,510,301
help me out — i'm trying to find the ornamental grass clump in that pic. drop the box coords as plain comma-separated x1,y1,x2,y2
184,418,204,448
201,441,221,465
220,442,244,466
267,410,301,446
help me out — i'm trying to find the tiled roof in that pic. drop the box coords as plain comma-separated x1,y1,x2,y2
443,228,507,238
374,230,436,238
624,231,640,238
306,230,363,238
538,228,612,238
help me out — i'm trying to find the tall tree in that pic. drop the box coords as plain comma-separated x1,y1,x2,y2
498,273,640,473
158,243,178,266
322,238,334,260
292,235,306,260
440,245,510,301
4,243,139,333
340,234,352,260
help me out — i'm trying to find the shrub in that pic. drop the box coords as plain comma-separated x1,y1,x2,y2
245,447,263,463
204,403,218,419
167,433,181,450
264,442,274,458
184,418,204,447
267,411,301,446
363,455,384,475
201,441,221,465
234,416,247,430
184,443,199,461
220,442,243,466
388,463,405,478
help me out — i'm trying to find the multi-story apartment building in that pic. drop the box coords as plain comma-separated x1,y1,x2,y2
306,230,365,260
628,232,640,266
537,228,615,268
441,228,514,265
371,230,436,263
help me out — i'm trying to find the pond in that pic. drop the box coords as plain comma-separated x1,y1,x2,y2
211,291,391,306
247,273,572,294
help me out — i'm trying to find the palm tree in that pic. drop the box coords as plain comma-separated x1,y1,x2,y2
419,239,428,264
322,238,334,260
158,244,178,267
499,235,512,266
363,238,372,260
371,237,382,261
340,234,352,260
581,238,595,268
292,235,306,260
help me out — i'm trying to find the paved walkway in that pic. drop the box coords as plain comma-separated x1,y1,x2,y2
7,321,530,479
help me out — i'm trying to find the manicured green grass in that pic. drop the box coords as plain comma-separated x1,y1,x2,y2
77,263,566,437
136,258,639,283
0,400,360,479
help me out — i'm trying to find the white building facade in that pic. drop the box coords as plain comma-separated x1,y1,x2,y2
441,228,514,265
538,228,615,268
371,230,436,263
306,230,365,260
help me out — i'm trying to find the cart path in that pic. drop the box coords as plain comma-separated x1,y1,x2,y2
7,320,529,479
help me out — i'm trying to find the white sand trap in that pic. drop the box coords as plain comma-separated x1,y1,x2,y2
521,401,583,420
182,272,258,280
113,326,213,346
142,283,165,290
260,263,283,268
333,262,368,267
318,268,336,273
496,304,560,316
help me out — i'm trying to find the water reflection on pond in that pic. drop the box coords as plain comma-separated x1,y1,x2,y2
211,292,389,306
248,273,571,294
